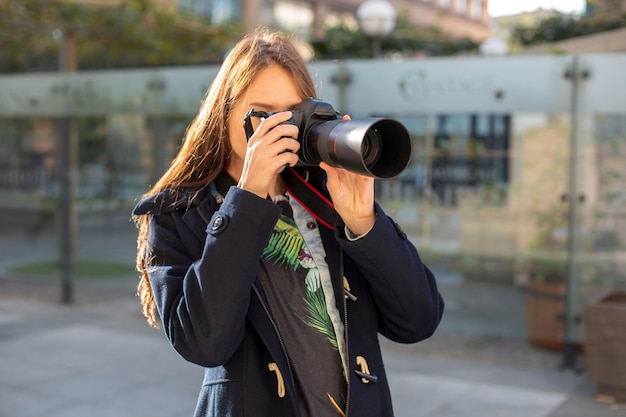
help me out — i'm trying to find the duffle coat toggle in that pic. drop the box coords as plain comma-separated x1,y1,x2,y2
355,356,377,383
343,277,357,302
268,362,286,398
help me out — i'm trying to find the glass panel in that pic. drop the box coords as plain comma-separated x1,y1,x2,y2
378,110,578,346
2,54,625,361
0,118,47,192
579,112,626,296
0,114,191,200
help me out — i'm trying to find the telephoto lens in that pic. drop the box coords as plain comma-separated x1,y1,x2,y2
244,99,412,178
302,116,411,178
290,99,411,178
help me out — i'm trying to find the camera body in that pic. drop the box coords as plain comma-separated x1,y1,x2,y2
276,99,343,169
243,98,411,178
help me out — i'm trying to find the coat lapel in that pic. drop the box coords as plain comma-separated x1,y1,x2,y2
248,280,302,416
318,224,346,314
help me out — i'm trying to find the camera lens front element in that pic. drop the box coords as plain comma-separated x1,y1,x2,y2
361,128,383,169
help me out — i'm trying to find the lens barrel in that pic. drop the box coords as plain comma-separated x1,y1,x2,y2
302,118,411,178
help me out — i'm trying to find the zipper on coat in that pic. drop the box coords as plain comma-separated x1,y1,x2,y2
252,285,295,394
340,250,351,417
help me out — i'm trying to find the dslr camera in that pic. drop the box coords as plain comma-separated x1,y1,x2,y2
243,98,411,178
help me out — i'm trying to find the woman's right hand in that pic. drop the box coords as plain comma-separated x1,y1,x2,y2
237,111,300,198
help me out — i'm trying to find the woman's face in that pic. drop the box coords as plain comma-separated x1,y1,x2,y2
226,65,304,180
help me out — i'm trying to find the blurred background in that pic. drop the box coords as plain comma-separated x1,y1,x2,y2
1,0,626,414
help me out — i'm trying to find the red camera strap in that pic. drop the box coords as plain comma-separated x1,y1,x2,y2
282,168,339,230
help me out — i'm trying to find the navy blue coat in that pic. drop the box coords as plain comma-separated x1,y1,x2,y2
133,174,444,417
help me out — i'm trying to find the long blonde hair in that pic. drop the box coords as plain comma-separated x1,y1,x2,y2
134,28,317,327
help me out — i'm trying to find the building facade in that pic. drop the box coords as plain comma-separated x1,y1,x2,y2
177,0,491,41
62,0,491,44
586,0,626,15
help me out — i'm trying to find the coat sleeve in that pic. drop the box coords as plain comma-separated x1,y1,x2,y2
337,202,444,344
146,187,280,367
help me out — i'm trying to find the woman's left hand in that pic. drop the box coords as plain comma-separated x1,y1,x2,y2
319,116,375,237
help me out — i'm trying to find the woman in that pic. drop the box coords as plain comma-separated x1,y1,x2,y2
133,28,444,417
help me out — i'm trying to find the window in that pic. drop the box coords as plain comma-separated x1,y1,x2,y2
456,0,467,15
178,0,211,16
430,114,510,206
389,114,511,206
471,0,482,19
177,0,241,23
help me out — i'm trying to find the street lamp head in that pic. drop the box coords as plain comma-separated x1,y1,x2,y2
356,0,397,38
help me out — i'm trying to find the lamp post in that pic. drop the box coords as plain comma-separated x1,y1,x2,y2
57,29,78,305
356,0,396,58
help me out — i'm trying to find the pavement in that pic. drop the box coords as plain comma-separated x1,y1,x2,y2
1,221,625,417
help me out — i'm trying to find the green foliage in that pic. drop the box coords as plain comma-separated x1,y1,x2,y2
511,13,626,46
311,23,371,59
0,0,244,73
311,16,478,59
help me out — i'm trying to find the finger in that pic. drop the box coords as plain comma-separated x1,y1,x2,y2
319,162,339,182
276,142,301,168
283,152,300,168
267,149,299,172
319,161,332,172
259,137,299,164
256,111,293,135
274,137,300,154
264,124,299,143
